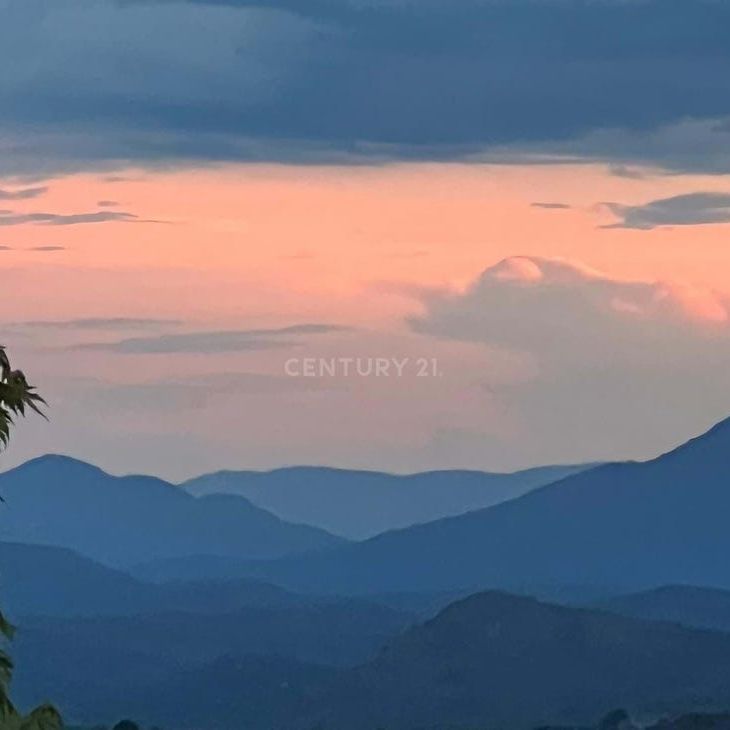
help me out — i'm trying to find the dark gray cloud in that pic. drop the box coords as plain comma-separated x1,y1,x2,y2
487,118,730,175
3,0,730,172
0,210,139,227
74,323,347,353
0,186,48,200
28,245,66,252
603,192,730,230
0,245,12,251
531,202,571,210
97,200,120,207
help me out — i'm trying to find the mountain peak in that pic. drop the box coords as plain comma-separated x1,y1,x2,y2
431,590,549,626
7,453,106,478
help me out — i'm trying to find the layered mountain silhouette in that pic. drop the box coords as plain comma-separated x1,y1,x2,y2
314,591,730,730
22,591,730,730
599,585,730,633
0,541,306,619
0,455,343,567
7,417,730,729
182,464,590,539
12,600,412,721
244,416,730,595
128,553,273,583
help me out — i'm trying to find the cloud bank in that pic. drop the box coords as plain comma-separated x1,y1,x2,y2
3,0,730,173
411,256,730,361
409,255,730,465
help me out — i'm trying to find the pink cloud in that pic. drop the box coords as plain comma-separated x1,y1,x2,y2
410,256,730,364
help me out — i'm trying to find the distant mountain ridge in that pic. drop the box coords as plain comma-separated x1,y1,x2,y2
240,416,730,595
6,419,730,730
598,584,730,633
182,463,592,538
316,591,730,730
0,541,307,619
24,590,730,730
0,455,343,568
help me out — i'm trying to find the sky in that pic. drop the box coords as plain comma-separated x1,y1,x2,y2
3,0,730,480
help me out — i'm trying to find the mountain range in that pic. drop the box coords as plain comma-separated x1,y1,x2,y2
12,599,412,723
182,463,590,539
0,453,592,574
312,591,730,730
18,590,730,730
0,541,307,619
6,416,730,729
0,455,343,567
241,417,730,595
6,417,730,598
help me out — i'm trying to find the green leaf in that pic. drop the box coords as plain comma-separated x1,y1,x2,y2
0,348,47,451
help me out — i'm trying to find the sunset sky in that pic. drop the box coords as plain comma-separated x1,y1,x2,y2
3,0,730,480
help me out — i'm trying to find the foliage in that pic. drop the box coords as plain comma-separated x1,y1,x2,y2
0,702,63,730
0,347,47,452
0,346,57,730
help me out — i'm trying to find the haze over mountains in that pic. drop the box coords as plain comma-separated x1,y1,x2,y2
13,600,413,723
0,541,307,619
0,455,343,567
15,590,730,730
0,454,587,567
182,464,590,539
5,416,730,597
317,592,730,730
598,585,730,633
243,416,730,595
6,416,730,728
